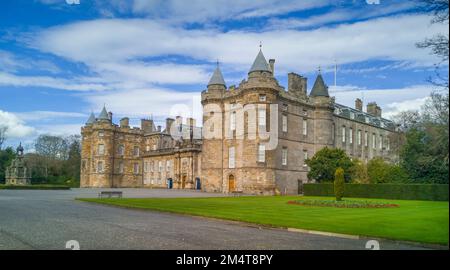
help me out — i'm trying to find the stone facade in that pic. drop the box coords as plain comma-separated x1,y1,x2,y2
80,49,399,195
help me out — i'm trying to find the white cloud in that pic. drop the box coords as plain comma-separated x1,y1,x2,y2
0,110,36,139
0,72,107,91
329,84,435,119
15,111,87,121
84,87,202,125
29,14,447,75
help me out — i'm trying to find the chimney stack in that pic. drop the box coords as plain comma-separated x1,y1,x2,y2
355,98,363,111
288,72,307,95
269,59,275,75
120,117,129,128
141,119,154,133
165,118,175,134
367,102,381,117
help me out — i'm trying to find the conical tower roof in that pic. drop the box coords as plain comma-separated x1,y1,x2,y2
86,112,96,124
249,49,272,74
208,64,226,87
98,105,109,120
310,73,329,97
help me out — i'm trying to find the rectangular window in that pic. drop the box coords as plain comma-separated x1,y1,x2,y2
229,147,235,168
342,126,346,143
379,135,383,149
349,128,353,144
282,114,288,132
158,161,163,172
166,160,171,172
97,161,104,173
119,161,124,174
364,131,368,147
133,146,140,157
282,148,288,166
230,111,236,131
98,144,105,155
133,163,139,174
118,145,124,155
146,145,150,152
372,134,376,149
98,131,104,137
357,130,362,145
303,150,308,166
258,144,265,162
387,138,390,151
144,162,148,173
258,108,266,127
302,119,308,136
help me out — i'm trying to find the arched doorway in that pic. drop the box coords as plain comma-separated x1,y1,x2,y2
228,174,235,192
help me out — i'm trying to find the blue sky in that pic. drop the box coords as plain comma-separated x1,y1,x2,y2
0,0,448,150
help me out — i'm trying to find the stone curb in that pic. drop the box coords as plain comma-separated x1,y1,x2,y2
287,228,360,240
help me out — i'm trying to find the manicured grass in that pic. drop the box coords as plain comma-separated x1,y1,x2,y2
78,196,449,245
0,184,70,190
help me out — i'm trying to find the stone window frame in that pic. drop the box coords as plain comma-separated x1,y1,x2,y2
166,160,171,172
372,133,377,149
97,161,104,173
302,118,308,136
303,150,308,167
133,163,140,174
357,130,362,145
257,144,266,163
379,135,383,150
281,147,288,166
349,128,353,144
98,144,105,155
118,144,125,156
133,146,140,157
229,147,235,169
364,131,369,147
342,126,346,143
258,108,266,128
118,161,124,174
230,111,236,131
282,114,288,133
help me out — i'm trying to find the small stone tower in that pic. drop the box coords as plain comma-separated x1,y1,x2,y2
5,143,31,185
310,72,334,149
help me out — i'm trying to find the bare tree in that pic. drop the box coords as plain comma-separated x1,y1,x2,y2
416,0,449,91
0,126,7,150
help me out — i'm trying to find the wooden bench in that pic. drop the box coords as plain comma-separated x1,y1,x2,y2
98,191,123,198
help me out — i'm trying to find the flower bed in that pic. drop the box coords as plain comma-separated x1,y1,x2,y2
287,199,399,208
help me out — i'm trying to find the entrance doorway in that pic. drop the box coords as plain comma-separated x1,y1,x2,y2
195,177,201,190
167,178,173,189
228,174,235,192
181,175,186,189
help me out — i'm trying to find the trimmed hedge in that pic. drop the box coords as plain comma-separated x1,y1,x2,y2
0,184,70,190
304,183,449,201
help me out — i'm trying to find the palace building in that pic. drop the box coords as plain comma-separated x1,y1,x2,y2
80,49,398,194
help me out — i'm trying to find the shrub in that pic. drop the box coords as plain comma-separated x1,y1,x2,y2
352,159,369,184
367,157,409,184
306,147,355,183
304,183,449,201
334,167,345,201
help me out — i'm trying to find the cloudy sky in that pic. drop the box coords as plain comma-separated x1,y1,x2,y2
0,0,448,149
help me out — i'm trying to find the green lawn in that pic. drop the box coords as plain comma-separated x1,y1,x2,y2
78,196,449,245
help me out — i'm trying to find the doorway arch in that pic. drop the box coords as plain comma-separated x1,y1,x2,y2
228,174,236,193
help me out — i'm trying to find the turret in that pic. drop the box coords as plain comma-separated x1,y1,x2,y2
86,112,96,125
97,105,111,123
207,63,226,93
310,72,334,148
248,48,272,79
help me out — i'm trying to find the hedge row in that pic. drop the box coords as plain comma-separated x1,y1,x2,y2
303,183,449,201
0,184,71,190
